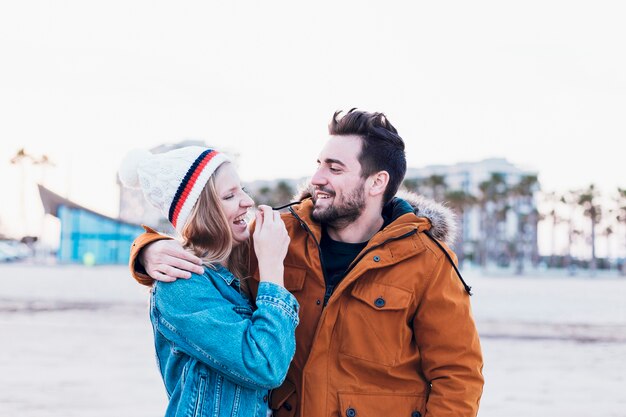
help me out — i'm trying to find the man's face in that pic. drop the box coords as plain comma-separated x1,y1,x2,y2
310,135,367,227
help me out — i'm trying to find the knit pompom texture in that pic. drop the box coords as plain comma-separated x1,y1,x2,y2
118,149,153,189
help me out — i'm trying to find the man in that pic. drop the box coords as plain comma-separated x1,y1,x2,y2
130,109,484,417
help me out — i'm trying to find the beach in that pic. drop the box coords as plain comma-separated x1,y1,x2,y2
1,264,625,416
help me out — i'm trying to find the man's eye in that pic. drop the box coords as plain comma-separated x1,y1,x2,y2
330,167,340,173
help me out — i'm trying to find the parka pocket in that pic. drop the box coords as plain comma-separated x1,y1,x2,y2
338,283,413,366
270,379,297,417
338,391,426,417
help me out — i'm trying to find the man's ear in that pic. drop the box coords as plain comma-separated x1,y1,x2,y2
368,171,389,197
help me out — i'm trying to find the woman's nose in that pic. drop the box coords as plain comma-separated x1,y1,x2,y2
241,194,254,208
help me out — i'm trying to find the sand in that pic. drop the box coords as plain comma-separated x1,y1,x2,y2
1,264,624,416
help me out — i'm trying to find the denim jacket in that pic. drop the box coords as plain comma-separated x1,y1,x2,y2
150,264,299,417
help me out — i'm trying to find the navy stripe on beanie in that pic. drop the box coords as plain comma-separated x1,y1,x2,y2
168,149,213,223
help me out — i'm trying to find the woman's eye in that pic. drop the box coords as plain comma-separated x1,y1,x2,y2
223,194,234,200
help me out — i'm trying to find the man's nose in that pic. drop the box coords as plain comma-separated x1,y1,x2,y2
310,168,327,186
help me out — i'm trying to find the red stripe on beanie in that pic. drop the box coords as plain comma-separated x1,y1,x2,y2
171,151,218,228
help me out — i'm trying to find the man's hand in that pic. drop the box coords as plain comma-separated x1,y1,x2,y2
139,240,204,282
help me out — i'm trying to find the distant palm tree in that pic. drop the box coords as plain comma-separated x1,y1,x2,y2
403,177,427,197
445,189,476,268
602,225,614,268
577,184,601,275
478,173,508,268
9,149,56,239
274,181,295,207
423,174,447,202
510,175,539,274
10,148,36,236
560,191,578,273
616,187,626,275
33,154,55,186
543,191,564,268
402,178,419,191
252,186,273,206
249,181,296,209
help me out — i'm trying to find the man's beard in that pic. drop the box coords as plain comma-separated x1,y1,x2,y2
311,182,366,228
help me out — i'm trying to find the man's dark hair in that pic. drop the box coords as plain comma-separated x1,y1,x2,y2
328,108,406,204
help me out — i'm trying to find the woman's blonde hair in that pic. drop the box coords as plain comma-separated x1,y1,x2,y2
181,164,249,280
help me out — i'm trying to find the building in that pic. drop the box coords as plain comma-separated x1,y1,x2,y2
406,157,537,195
38,185,144,265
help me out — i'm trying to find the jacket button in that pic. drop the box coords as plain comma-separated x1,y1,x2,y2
374,297,385,308
373,255,380,262
316,299,321,305
346,407,357,417
411,412,421,417
284,402,292,411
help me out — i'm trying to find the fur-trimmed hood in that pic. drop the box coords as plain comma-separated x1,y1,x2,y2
292,186,457,246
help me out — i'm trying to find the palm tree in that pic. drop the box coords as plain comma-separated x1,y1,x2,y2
403,177,426,196
602,225,614,269
423,174,447,202
510,175,539,275
577,184,601,275
542,191,564,268
616,187,626,275
560,191,578,274
251,186,272,206
33,154,55,186
445,190,476,268
477,181,490,268
10,148,36,236
248,181,296,208
478,173,508,268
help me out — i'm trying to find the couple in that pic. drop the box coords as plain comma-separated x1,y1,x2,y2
120,109,484,417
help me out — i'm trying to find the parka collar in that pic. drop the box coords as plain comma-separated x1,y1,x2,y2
289,187,457,246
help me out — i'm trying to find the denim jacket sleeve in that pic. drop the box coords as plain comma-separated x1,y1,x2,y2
152,271,299,390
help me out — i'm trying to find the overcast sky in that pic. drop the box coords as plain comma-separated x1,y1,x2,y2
1,0,625,242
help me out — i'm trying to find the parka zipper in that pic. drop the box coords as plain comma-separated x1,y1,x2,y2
288,207,330,298
322,284,334,307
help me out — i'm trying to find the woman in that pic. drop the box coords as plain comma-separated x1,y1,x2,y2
118,146,298,417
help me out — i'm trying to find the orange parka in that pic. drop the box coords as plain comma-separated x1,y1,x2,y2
130,192,484,417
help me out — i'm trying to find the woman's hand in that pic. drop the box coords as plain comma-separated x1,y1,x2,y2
253,205,290,286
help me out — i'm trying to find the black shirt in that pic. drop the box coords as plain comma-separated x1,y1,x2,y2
320,227,367,289
318,209,395,304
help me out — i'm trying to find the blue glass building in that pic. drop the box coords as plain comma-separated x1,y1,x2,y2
39,185,144,265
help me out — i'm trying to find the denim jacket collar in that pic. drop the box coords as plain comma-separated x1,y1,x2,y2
208,264,238,286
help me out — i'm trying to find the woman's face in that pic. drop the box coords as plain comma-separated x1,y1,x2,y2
214,163,255,245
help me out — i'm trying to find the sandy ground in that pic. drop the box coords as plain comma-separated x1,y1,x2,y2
1,264,625,417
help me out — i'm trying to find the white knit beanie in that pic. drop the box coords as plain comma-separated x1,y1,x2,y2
118,146,230,233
